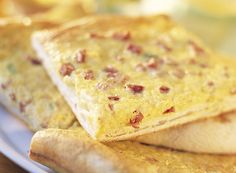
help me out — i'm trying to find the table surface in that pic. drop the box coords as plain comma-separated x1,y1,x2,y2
0,152,28,173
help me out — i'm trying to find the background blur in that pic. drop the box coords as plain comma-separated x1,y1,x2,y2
0,0,236,56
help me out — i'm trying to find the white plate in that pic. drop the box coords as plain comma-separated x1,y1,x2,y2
0,105,55,173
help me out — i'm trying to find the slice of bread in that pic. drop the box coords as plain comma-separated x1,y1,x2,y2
30,129,236,173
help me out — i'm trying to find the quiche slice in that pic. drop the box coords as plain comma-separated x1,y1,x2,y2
30,129,236,173
1,19,236,154
0,19,78,131
32,15,236,141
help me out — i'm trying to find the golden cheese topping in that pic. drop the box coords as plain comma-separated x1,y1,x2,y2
33,15,236,141
0,20,78,131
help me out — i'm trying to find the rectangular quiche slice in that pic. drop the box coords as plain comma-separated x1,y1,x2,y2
32,15,236,141
0,19,78,131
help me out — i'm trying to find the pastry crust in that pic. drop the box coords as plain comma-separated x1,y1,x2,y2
30,129,236,173
135,111,236,154
32,15,236,141
30,129,130,173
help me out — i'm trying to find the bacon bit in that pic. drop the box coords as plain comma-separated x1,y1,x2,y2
130,110,144,128
0,81,11,90
103,67,118,73
84,70,94,80
19,100,32,113
9,93,16,102
112,31,131,41
25,55,42,65
163,106,175,114
127,43,142,54
207,81,214,87
76,49,86,63
108,96,120,101
30,59,41,65
159,86,170,94
108,103,114,111
89,33,105,39
103,66,118,78
173,69,185,79
146,58,164,69
60,63,75,76
127,84,144,94
147,58,158,69
1,83,7,90
188,40,205,56
156,41,172,52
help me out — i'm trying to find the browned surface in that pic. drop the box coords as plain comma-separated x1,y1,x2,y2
0,153,28,173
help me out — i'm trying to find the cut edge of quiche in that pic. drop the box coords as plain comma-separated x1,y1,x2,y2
32,15,236,141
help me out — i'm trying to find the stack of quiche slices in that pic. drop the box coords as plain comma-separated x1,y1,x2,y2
0,1,236,173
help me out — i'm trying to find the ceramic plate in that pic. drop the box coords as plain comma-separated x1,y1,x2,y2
0,106,54,173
